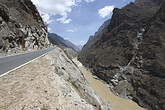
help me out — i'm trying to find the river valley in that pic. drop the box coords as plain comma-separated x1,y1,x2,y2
73,58,145,110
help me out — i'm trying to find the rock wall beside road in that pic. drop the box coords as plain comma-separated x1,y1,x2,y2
0,0,51,55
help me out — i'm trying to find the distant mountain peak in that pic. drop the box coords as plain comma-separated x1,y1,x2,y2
48,32,80,52
81,19,110,51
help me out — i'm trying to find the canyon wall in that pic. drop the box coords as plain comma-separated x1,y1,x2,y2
78,0,165,109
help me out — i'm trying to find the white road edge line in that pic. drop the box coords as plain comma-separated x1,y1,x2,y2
0,50,38,59
0,49,53,78
0,48,52,59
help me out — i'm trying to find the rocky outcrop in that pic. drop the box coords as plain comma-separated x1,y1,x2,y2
0,0,51,55
53,46,111,110
78,0,165,110
48,32,80,52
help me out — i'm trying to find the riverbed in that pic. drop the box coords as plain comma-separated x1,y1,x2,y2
73,58,145,110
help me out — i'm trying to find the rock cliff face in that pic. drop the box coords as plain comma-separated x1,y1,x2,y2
0,0,51,55
78,0,165,110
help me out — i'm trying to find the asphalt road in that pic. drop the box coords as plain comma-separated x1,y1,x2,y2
0,47,55,76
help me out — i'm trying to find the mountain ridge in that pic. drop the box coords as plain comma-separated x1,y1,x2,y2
48,32,80,52
78,0,165,109
82,19,110,51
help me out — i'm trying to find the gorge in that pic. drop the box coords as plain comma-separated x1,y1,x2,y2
0,0,164,110
78,0,165,110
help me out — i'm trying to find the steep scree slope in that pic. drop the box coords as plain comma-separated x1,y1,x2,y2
78,0,165,110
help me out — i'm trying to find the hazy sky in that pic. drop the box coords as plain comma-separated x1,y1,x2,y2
32,0,135,45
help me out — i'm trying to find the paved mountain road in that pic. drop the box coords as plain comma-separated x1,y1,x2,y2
0,47,55,76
